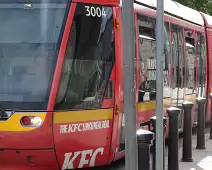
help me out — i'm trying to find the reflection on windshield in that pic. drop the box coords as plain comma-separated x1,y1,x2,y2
0,2,68,110
55,4,115,110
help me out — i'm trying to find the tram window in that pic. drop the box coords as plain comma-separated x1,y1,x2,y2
164,22,171,99
171,24,185,107
185,29,196,95
200,33,206,98
196,32,206,98
55,4,115,110
137,14,156,102
136,14,171,103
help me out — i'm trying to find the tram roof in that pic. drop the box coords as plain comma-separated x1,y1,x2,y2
133,0,204,26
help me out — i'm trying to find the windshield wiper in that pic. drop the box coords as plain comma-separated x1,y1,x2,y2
0,104,7,118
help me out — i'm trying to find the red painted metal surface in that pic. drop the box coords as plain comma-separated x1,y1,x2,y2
137,110,155,124
54,122,113,169
0,149,58,170
102,99,114,108
107,6,126,162
0,114,54,149
201,13,212,29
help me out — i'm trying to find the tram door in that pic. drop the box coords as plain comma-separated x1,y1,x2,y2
206,30,212,121
53,4,117,169
184,28,197,124
171,25,185,129
194,32,207,122
114,8,125,153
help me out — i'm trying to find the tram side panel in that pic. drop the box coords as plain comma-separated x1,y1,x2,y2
134,5,208,134
135,10,173,129
135,12,160,127
53,110,114,169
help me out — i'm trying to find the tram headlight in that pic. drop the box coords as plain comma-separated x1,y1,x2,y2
31,117,43,127
21,116,43,127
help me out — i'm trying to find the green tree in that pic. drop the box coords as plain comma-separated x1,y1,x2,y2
174,0,212,16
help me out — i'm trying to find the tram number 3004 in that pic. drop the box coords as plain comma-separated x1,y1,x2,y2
85,6,107,17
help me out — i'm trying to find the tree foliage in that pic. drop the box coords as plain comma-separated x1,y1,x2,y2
174,0,212,16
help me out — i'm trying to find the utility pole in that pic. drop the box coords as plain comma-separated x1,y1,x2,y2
155,0,165,170
122,0,138,170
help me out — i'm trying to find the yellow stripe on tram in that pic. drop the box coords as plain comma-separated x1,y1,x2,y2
138,102,156,112
137,98,171,113
54,109,114,124
0,113,46,132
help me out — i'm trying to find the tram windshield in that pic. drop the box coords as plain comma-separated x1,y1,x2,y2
0,0,69,110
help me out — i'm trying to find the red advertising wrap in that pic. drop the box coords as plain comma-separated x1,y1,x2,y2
0,0,211,169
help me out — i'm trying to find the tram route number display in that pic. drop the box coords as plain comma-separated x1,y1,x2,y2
62,147,104,169
60,120,110,134
85,6,107,17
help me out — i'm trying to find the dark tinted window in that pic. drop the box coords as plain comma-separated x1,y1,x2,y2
55,3,115,110
185,28,196,95
164,22,171,99
196,32,206,98
171,24,185,107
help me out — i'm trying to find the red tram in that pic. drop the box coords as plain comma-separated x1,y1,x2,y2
0,0,212,169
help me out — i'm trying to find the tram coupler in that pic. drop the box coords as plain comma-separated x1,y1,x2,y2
137,129,154,170
209,94,212,139
196,97,206,149
181,101,194,162
150,116,167,170
167,107,180,170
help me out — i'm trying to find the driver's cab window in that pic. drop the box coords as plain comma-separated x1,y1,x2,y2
184,28,196,95
137,14,156,103
55,4,115,110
